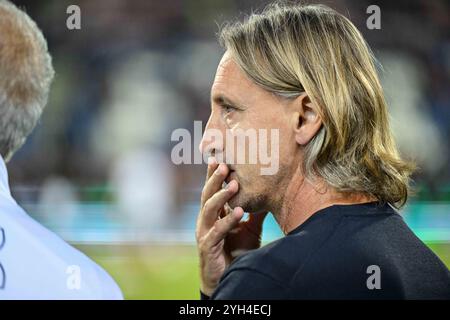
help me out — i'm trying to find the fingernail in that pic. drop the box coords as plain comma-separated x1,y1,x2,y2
233,207,243,218
207,157,216,165
215,164,223,175
226,180,237,191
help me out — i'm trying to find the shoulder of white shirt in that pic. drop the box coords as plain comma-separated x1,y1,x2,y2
0,156,123,300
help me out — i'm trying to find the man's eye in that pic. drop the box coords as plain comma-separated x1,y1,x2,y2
222,104,236,114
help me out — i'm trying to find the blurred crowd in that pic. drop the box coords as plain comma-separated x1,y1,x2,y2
5,0,450,238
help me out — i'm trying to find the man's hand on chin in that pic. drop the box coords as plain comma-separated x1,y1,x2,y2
195,158,267,296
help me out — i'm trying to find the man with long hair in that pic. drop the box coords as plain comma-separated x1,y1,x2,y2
196,3,450,299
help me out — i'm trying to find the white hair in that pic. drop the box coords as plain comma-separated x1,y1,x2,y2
0,0,54,161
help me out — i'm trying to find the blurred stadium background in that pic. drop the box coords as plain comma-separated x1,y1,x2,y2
6,0,450,299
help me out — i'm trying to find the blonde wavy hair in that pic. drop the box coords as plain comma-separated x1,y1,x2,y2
219,2,415,208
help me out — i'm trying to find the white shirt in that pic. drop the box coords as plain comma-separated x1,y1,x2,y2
0,156,123,300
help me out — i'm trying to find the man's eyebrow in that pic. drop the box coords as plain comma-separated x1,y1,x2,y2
211,93,246,110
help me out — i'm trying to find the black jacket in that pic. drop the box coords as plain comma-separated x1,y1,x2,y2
209,202,450,299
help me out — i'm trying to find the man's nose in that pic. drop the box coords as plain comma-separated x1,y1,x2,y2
198,114,225,158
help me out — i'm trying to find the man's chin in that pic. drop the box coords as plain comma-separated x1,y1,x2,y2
227,190,248,211
227,191,263,214
227,196,241,211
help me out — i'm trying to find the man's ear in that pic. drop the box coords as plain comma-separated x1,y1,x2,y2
290,93,322,145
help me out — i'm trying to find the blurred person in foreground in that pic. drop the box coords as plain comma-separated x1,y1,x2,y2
196,2,450,299
0,0,122,299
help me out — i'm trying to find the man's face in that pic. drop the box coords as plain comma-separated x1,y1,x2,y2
199,52,299,213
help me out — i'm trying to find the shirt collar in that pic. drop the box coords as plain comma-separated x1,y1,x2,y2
0,155,11,196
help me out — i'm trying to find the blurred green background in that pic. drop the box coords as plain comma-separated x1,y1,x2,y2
80,242,450,299
80,245,201,299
